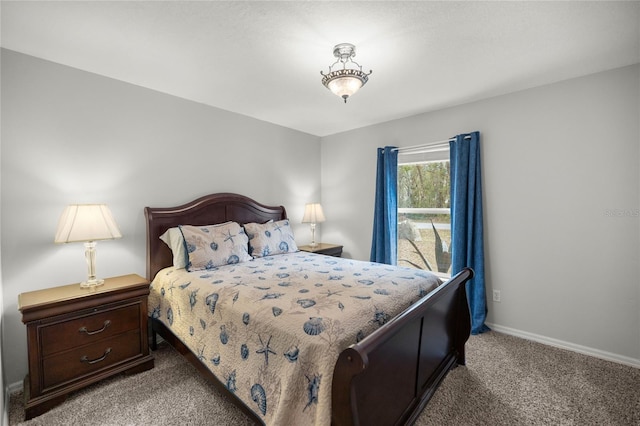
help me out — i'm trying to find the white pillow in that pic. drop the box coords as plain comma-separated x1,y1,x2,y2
159,227,188,269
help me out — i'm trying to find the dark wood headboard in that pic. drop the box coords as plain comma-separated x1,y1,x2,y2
144,193,287,281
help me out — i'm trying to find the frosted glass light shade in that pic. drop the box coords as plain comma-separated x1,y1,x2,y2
55,204,122,243
327,76,363,100
302,203,326,224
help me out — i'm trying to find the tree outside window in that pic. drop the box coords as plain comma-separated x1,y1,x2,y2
397,160,452,276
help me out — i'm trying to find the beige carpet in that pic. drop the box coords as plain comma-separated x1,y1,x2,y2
9,331,640,425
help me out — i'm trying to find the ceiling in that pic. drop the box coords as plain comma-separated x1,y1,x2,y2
2,1,639,137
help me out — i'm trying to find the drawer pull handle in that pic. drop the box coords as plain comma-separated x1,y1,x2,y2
79,320,111,335
80,347,112,364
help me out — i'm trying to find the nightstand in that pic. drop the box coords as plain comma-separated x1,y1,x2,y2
18,274,154,420
298,243,343,257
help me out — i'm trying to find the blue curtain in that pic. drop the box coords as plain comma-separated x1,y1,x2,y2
370,146,398,265
450,131,489,334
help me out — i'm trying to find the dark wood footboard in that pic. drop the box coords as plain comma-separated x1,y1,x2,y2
331,268,473,426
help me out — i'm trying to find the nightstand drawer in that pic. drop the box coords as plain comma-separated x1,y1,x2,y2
40,304,140,356
42,329,142,390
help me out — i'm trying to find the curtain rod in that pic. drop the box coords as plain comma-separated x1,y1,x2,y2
392,135,471,153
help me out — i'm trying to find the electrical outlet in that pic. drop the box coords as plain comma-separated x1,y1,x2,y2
492,290,501,302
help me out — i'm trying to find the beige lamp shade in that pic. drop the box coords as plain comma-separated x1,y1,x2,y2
301,203,326,224
55,204,122,243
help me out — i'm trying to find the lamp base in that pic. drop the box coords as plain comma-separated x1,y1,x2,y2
82,241,104,288
80,278,105,288
309,223,318,248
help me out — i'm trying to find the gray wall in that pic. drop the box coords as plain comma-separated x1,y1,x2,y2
2,48,639,390
0,49,321,385
321,64,640,364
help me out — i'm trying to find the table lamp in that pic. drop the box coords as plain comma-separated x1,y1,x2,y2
54,204,122,288
301,203,325,248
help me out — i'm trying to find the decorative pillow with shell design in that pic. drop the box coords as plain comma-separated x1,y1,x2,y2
179,222,252,271
244,219,299,258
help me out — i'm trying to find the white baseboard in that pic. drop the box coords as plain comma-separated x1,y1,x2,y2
2,395,7,426
486,323,640,369
6,381,21,395
3,381,23,426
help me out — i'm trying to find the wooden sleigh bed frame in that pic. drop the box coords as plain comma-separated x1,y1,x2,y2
145,193,472,425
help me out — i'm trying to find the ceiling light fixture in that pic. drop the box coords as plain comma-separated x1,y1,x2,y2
321,43,372,103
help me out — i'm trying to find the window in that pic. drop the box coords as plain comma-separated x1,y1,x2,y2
397,145,451,277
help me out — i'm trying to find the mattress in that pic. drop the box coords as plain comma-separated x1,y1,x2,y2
148,252,441,425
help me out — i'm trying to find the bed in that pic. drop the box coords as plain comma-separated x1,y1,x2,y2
145,192,472,425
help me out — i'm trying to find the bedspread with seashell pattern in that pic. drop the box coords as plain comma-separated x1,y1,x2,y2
148,252,441,425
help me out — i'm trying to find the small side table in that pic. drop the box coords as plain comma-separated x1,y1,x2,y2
299,243,343,257
18,274,154,419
